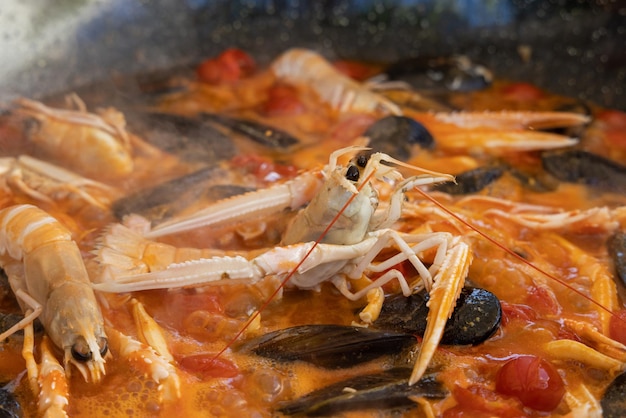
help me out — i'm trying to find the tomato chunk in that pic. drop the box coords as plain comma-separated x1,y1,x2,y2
178,354,239,379
444,385,525,418
609,309,626,345
495,355,565,411
501,82,546,101
197,48,256,84
260,84,305,117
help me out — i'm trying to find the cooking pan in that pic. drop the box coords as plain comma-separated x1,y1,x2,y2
0,0,624,110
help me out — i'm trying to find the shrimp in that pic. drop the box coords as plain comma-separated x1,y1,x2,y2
271,48,402,115
0,155,119,211
95,147,471,384
0,204,108,383
12,96,134,179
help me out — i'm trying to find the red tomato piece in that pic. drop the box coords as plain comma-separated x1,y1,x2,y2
260,84,305,117
500,302,537,326
332,60,379,81
178,354,239,379
501,82,546,101
609,309,626,345
597,109,626,148
524,285,561,316
597,109,626,129
196,48,256,84
495,355,565,411
231,154,298,182
444,385,525,418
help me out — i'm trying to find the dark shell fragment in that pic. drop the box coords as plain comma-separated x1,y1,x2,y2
0,388,21,418
201,112,299,149
126,112,236,163
112,168,253,223
541,150,626,193
384,55,493,93
278,368,446,416
601,371,626,418
360,115,434,161
608,232,626,287
433,166,504,195
374,287,501,346
239,324,415,369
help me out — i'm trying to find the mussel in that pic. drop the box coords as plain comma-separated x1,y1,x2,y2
383,55,493,93
541,149,626,193
601,371,626,418
112,167,253,222
608,232,626,287
360,115,434,161
433,166,504,195
0,387,21,418
239,325,415,369
126,112,237,163
242,287,501,368
374,287,501,345
277,368,446,416
201,112,300,150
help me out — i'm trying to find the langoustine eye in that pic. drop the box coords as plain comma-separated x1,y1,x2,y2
71,337,108,362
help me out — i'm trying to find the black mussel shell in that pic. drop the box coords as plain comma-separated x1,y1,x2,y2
201,112,299,149
433,166,504,195
601,372,626,418
384,55,492,93
111,168,253,222
0,388,21,418
278,368,446,416
542,150,626,193
127,112,236,163
239,324,415,369
374,287,501,346
360,115,434,161
608,232,626,287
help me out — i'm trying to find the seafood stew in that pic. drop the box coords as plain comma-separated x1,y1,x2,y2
1,47,626,417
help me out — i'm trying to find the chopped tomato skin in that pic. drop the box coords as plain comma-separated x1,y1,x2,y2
495,355,565,411
231,154,298,182
197,48,256,84
524,285,561,316
609,309,626,345
177,354,239,379
501,82,546,101
445,385,526,418
260,84,305,117
332,60,380,81
597,109,626,148
500,302,537,326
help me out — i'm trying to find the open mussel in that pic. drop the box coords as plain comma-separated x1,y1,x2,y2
126,112,237,164
383,55,493,93
374,287,501,345
242,287,500,369
112,167,253,223
360,115,434,161
601,371,626,418
201,112,300,150
433,166,505,195
277,368,446,416
541,149,626,193
239,325,415,369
